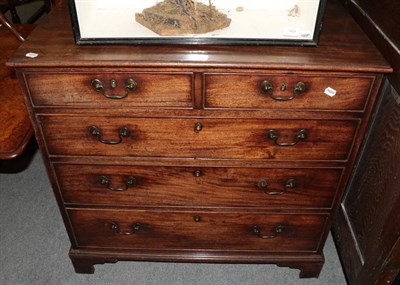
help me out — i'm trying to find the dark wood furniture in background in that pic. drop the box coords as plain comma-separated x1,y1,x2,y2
0,12,34,160
8,0,391,279
332,0,400,284
0,0,52,23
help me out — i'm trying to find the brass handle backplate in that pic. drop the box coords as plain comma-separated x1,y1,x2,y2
110,222,142,236
89,125,131,145
252,225,284,239
293,81,307,95
260,80,307,101
91,78,137,99
267,129,307,146
100,175,137,191
257,180,268,190
257,178,296,195
260,80,273,94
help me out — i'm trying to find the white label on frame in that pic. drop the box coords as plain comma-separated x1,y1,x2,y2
283,28,300,37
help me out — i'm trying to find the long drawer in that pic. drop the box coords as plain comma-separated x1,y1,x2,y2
205,73,374,111
68,209,328,252
24,72,193,108
55,164,342,209
39,115,358,161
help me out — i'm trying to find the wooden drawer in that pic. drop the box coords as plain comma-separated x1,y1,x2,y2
24,72,193,108
68,209,328,252
55,164,342,209
204,73,374,111
40,115,358,161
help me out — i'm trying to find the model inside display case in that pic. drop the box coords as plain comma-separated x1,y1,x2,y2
135,0,231,36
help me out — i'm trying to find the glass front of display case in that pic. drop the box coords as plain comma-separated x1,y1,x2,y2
69,0,327,45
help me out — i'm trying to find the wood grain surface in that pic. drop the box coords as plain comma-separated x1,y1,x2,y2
55,163,342,209
7,1,391,73
39,115,358,160
205,73,374,111
0,24,35,159
333,81,400,285
24,71,193,108
68,208,327,251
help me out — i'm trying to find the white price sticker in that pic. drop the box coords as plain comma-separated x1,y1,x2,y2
324,87,337,97
25,52,39,58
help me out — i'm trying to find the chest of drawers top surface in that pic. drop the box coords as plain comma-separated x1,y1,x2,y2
7,2,390,73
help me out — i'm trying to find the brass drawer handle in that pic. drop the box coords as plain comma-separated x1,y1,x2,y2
91,78,138,99
252,225,284,239
260,80,307,101
266,129,308,146
110,222,142,236
99,175,137,191
257,178,296,195
89,125,131,145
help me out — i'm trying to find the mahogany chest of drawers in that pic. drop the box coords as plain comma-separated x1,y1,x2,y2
8,1,391,279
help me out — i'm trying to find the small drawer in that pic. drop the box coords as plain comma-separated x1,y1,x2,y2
24,72,193,108
55,164,342,209
39,115,358,161
68,209,328,252
204,73,374,111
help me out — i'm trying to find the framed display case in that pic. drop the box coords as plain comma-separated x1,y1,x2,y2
68,0,327,45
